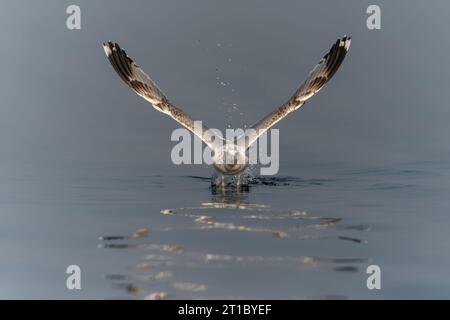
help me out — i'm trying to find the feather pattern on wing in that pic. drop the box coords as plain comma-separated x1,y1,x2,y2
103,42,217,147
240,36,351,149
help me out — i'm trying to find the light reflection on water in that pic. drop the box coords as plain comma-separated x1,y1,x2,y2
3,160,449,299
99,177,370,300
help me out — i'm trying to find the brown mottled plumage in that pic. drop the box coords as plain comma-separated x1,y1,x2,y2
102,41,215,148
103,37,351,175
240,36,351,148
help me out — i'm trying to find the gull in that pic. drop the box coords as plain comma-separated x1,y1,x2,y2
103,36,351,176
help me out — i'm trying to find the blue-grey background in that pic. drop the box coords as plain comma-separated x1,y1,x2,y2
1,0,450,299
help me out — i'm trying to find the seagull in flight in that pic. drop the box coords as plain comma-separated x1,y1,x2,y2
103,36,351,176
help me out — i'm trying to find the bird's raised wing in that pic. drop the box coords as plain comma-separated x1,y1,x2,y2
239,36,351,149
103,42,217,148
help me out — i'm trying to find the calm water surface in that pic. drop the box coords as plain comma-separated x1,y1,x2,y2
3,0,450,300
2,158,450,299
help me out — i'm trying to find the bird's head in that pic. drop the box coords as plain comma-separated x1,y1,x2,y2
212,143,248,176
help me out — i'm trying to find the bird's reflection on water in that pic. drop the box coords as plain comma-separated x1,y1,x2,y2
98,175,369,299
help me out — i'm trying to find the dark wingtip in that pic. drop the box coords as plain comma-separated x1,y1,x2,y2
322,35,351,80
340,35,352,51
